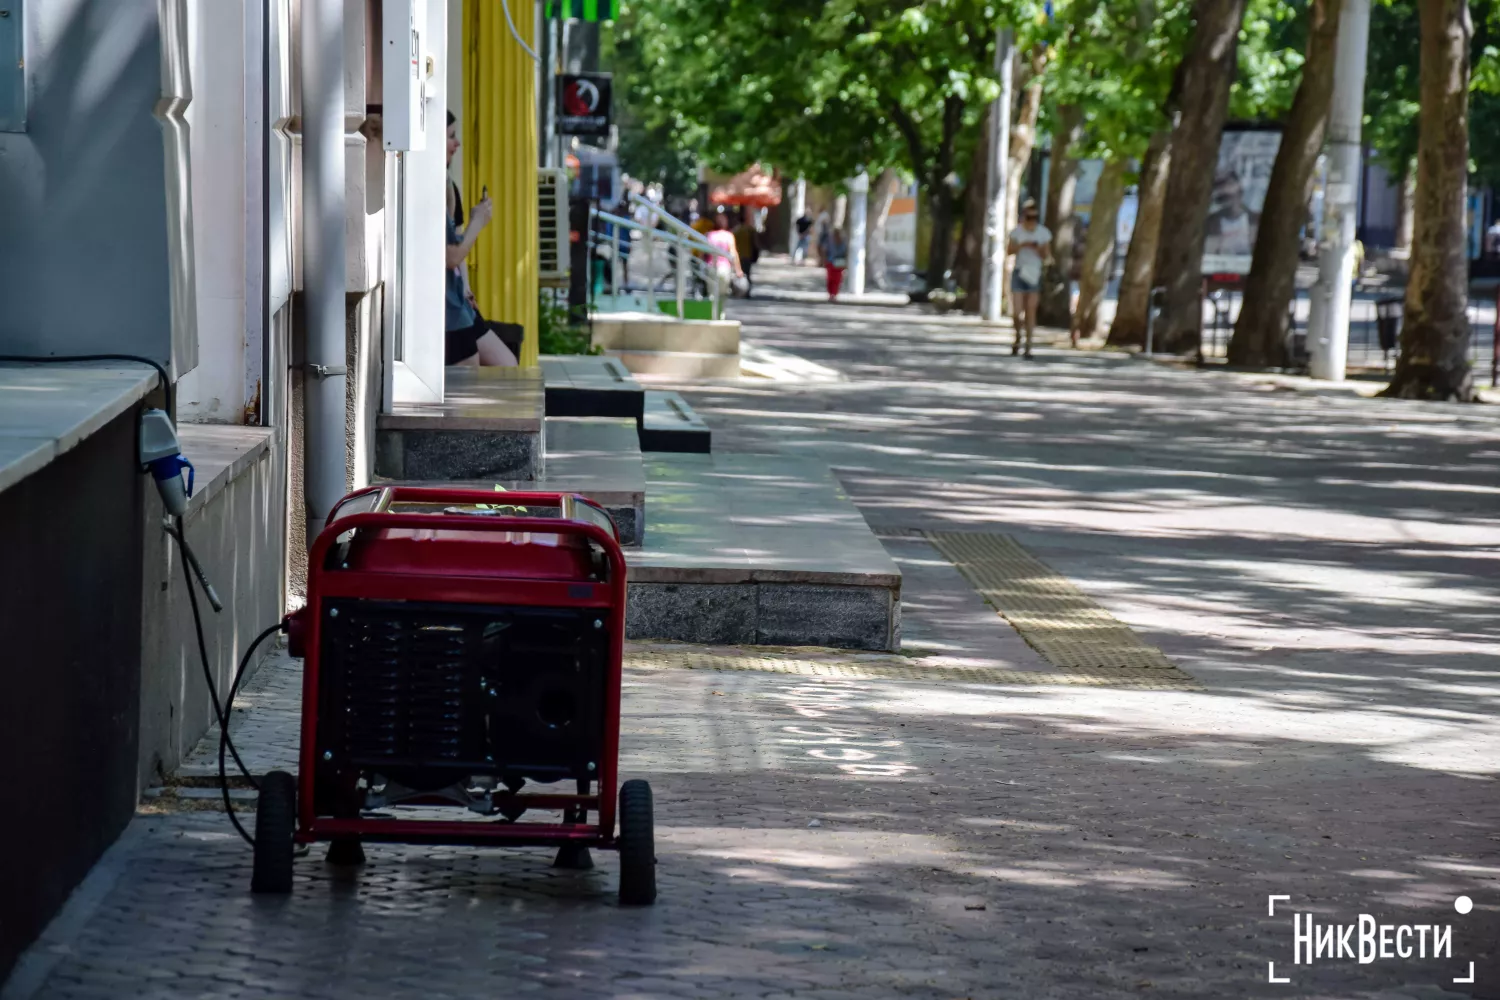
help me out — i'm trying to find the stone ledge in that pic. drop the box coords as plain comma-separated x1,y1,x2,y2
0,362,158,495
377,366,544,432
177,424,274,512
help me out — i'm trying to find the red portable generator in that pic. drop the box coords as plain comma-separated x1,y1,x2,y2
257,486,654,904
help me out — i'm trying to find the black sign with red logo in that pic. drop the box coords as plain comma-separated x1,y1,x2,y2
557,73,612,137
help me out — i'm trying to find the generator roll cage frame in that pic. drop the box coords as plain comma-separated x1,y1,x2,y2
299,485,629,848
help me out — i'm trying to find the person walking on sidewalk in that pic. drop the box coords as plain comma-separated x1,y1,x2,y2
704,213,744,301
793,212,814,263
818,219,848,301
733,211,761,297
1007,201,1051,358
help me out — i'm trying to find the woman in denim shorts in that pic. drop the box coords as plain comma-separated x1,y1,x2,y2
1007,201,1052,359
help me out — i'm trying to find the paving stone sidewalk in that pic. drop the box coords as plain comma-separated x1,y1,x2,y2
6,645,1495,1000
9,290,1500,999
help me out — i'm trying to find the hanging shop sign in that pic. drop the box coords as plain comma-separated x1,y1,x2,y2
557,73,612,137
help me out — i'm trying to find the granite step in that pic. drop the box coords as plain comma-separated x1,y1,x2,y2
608,350,741,379
590,313,741,355
625,453,901,651
640,391,711,454
540,354,644,422
376,366,544,481
405,416,646,546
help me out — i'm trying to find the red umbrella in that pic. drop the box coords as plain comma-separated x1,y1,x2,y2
709,164,783,208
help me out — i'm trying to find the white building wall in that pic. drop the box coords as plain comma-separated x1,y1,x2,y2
178,0,248,422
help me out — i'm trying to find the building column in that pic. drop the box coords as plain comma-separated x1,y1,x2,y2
847,169,869,296
788,177,806,255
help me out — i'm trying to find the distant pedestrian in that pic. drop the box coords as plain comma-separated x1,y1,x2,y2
603,197,633,290
793,212,814,264
818,218,848,302
733,211,760,297
1007,201,1051,358
704,213,744,301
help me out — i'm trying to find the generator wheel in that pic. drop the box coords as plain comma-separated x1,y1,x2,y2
251,770,297,894
617,779,656,906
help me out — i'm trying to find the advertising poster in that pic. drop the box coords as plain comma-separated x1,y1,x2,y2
1202,128,1282,274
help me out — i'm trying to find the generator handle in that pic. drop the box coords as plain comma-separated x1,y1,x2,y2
309,508,629,588
325,486,619,542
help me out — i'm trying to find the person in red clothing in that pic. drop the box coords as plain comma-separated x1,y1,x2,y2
817,215,847,301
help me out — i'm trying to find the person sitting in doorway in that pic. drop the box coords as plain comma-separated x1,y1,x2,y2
445,110,520,366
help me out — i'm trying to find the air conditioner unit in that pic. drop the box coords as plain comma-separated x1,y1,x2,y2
538,168,570,285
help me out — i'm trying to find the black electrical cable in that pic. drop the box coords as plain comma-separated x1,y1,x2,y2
0,353,174,416
174,515,265,846
175,517,258,782
218,622,285,846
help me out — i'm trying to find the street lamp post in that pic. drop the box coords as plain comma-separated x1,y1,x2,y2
1307,0,1371,381
981,28,1014,324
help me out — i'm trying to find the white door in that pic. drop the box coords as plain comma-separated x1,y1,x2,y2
383,0,447,406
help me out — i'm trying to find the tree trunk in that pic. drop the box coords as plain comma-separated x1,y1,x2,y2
1108,130,1173,347
955,110,993,311
1151,0,1251,355
1004,46,1049,248
917,96,967,292
1384,0,1473,400
1395,161,1416,253
865,168,901,290
924,187,959,291
1074,158,1127,342
1227,0,1343,367
1037,104,1085,328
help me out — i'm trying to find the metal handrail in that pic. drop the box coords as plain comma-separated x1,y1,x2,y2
626,192,718,253
585,238,726,289
587,206,728,319
591,209,730,259
586,238,724,290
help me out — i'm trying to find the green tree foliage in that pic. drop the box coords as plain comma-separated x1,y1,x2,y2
1048,0,1193,164
613,0,1039,287
1364,0,1422,176
1231,0,1308,121
1365,0,1500,184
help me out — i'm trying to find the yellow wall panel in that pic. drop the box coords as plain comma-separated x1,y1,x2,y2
462,0,539,366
